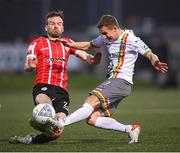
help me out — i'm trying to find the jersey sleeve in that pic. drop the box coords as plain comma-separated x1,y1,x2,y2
91,35,105,47
27,39,40,58
130,33,152,55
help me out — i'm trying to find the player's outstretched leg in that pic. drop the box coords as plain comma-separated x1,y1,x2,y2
9,118,63,144
88,114,141,144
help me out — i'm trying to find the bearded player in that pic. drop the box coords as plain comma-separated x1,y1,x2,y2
9,10,101,144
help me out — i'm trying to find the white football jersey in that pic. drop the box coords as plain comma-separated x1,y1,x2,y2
91,29,151,84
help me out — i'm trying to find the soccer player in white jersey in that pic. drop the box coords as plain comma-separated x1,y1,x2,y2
49,15,168,144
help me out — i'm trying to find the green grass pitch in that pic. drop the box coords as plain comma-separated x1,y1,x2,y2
0,74,180,152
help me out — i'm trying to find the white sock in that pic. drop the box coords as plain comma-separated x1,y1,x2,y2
59,103,94,126
95,117,132,133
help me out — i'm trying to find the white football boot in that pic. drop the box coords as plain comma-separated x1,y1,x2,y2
128,124,141,144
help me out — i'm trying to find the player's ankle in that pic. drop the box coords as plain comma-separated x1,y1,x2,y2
57,118,65,127
125,125,133,133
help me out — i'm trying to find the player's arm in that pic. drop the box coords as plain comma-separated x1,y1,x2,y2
68,41,93,51
59,38,99,51
145,51,168,73
24,40,39,72
132,34,168,73
24,54,37,72
76,50,102,64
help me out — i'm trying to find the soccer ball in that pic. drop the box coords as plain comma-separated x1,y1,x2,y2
32,103,56,124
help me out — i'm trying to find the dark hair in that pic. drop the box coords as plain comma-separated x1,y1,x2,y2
45,10,64,25
97,15,119,29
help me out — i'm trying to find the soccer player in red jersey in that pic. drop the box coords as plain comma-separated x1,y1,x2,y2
9,10,101,144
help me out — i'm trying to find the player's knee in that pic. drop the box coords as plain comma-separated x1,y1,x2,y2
56,112,67,119
85,95,100,110
86,111,102,126
86,116,97,126
35,93,52,105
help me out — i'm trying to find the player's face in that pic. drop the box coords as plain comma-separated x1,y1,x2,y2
45,16,64,38
99,26,119,42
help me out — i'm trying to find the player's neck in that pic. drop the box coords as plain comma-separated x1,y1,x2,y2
115,29,125,41
119,29,124,36
47,34,61,41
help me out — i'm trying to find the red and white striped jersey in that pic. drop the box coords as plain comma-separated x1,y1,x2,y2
27,36,77,91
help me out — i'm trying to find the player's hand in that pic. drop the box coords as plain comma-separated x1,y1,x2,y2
153,61,168,73
92,52,102,64
26,54,37,68
58,38,73,47
87,52,102,65
146,52,168,73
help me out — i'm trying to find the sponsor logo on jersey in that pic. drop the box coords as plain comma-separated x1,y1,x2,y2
141,44,148,50
110,52,120,58
50,57,66,62
135,39,149,50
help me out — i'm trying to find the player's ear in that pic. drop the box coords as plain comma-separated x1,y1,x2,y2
45,25,48,32
62,25,64,33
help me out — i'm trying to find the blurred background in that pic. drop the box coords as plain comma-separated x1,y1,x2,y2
0,0,180,88
0,1,180,151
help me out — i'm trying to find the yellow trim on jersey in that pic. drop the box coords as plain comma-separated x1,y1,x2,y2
143,49,152,56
